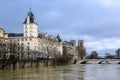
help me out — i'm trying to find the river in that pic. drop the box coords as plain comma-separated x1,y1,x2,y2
0,64,120,80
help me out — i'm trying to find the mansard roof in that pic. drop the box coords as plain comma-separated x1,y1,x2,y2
8,32,61,42
38,32,59,42
63,41,74,47
23,9,37,24
8,33,23,37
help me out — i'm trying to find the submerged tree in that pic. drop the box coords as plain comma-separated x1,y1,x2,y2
40,38,62,59
88,51,98,59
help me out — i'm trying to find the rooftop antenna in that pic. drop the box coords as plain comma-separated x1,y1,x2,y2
29,0,32,11
29,8,31,11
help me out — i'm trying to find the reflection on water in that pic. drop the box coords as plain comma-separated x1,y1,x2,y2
0,64,120,80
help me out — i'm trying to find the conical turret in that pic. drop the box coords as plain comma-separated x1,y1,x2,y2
23,9,37,24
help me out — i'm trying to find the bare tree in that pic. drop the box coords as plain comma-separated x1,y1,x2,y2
0,42,8,59
41,39,61,59
1,42,25,60
88,51,98,59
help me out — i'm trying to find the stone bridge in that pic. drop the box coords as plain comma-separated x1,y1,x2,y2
76,59,120,64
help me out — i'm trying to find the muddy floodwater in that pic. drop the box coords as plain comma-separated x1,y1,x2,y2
0,64,120,80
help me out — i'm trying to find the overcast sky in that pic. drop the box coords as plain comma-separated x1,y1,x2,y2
1,0,120,56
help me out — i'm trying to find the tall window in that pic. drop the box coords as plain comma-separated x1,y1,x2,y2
25,26,27,29
25,38,27,41
18,47,19,51
25,30,27,33
25,34,27,37
22,38,23,41
21,43,23,45
27,47,29,50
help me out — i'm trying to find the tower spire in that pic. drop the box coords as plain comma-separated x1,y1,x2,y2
23,9,37,24
29,8,31,11
29,0,32,11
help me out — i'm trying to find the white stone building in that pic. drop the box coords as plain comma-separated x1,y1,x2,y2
0,28,8,59
0,28,8,42
8,10,63,60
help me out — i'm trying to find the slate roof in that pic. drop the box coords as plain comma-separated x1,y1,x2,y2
8,32,61,43
23,10,37,24
8,33,23,37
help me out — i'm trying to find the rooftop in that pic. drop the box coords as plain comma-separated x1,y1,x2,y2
23,9,37,24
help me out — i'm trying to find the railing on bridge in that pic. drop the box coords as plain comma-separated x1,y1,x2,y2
76,59,120,64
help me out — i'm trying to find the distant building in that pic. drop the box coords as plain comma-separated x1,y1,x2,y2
105,53,114,59
77,40,86,59
115,48,120,58
63,40,77,56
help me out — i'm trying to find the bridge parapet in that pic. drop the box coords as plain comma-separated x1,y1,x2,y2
77,59,120,64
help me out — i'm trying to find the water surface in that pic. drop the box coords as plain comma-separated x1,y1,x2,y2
0,64,120,80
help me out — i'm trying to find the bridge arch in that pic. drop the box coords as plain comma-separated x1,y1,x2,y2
77,59,120,64
117,62,120,64
80,61,87,64
98,61,110,64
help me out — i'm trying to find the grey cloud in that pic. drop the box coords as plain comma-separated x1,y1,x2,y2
1,0,120,55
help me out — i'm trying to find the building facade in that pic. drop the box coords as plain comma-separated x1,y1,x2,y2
0,28,8,59
8,10,63,60
0,28,8,42
115,48,120,58
77,40,86,59
63,40,78,57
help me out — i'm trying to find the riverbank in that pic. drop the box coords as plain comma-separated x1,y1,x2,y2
0,58,74,70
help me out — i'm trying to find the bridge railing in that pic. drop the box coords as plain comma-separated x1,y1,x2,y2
78,59,120,61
